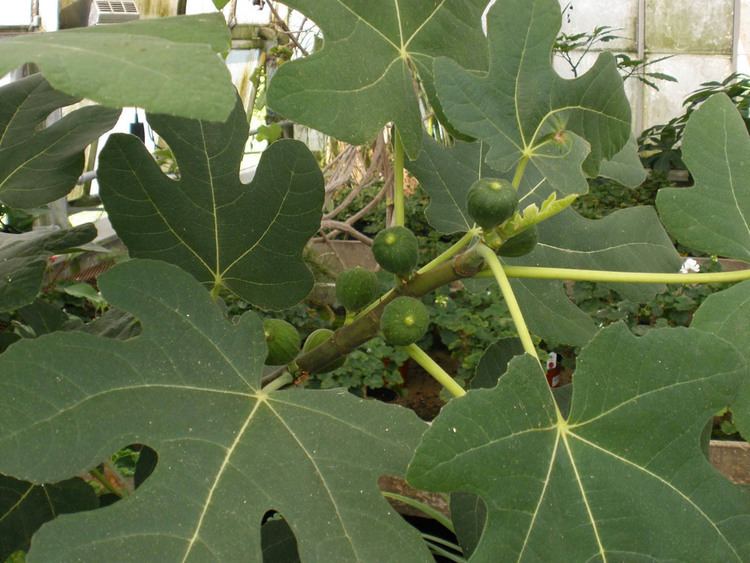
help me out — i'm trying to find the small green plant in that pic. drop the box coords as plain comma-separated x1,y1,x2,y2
640,73,750,171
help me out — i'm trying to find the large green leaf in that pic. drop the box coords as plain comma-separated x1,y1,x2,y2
266,0,489,158
692,280,750,438
657,94,750,261
409,324,750,561
515,207,682,302
0,74,119,208
410,133,677,346
0,259,430,562
434,0,630,192
99,96,324,310
406,135,493,234
0,224,97,312
491,208,680,347
0,15,234,122
0,476,98,560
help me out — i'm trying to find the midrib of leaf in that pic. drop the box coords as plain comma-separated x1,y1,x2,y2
721,111,750,238
514,4,535,149
299,58,402,95
198,121,221,281
120,165,213,276
0,483,34,523
393,0,404,49
264,400,360,560
518,177,545,203
537,241,666,255
0,81,40,147
560,428,607,562
181,396,264,562
567,431,742,562
402,0,447,50
217,172,293,280
42,485,56,518
516,430,560,562
0,384,252,445
332,0,399,51
567,372,725,430
528,104,629,150
0,125,79,192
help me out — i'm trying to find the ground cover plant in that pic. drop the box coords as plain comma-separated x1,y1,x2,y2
1,0,750,561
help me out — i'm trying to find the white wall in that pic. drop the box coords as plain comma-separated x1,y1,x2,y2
556,0,746,131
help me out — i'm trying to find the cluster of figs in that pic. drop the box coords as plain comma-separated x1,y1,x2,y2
262,177,536,370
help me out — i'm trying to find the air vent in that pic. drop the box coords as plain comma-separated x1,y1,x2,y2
88,1,139,25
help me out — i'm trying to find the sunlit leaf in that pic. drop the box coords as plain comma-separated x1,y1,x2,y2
0,15,234,122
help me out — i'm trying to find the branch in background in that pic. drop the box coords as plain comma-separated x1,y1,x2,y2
320,220,373,245
273,247,486,380
268,1,309,56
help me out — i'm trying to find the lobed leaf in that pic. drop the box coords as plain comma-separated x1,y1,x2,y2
692,279,750,439
433,0,630,193
0,15,234,122
409,324,750,561
0,259,430,562
0,74,120,208
266,0,489,158
657,94,750,261
99,96,324,310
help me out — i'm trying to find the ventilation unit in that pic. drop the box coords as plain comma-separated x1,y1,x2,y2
88,1,139,25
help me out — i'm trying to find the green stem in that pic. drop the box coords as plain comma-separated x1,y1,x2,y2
393,128,405,227
355,229,478,321
483,265,750,285
406,344,466,398
476,245,539,361
424,540,467,563
381,492,455,532
421,533,464,555
293,249,486,377
512,156,530,189
262,372,292,393
210,282,222,302
417,229,478,275
89,467,125,498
